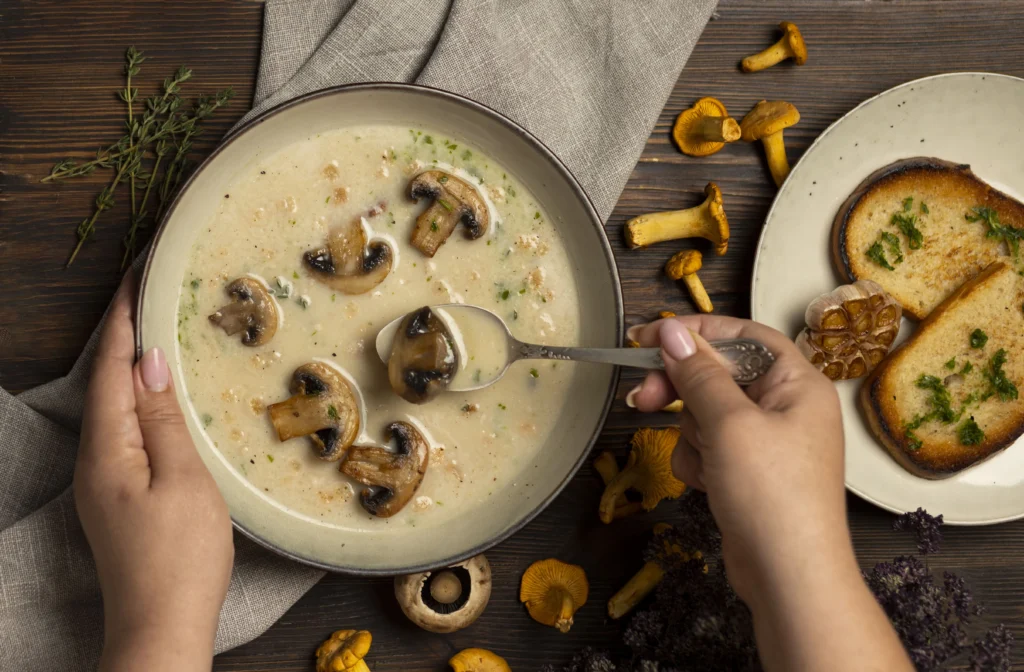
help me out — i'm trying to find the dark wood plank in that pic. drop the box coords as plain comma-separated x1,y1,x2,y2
3,0,1024,670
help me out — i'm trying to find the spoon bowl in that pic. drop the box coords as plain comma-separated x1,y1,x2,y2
376,304,776,392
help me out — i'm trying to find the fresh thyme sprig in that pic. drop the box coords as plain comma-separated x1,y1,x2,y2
45,47,232,268
120,46,145,218
45,65,192,184
122,89,233,269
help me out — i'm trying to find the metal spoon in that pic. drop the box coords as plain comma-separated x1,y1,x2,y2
375,304,775,393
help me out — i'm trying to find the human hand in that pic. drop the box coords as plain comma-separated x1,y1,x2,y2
627,314,850,603
629,314,913,672
74,273,233,672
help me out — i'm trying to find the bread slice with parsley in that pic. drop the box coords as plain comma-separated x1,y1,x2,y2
860,262,1024,479
832,157,1024,320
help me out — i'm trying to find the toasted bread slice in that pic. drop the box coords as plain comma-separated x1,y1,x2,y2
861,262,1024,479
833,157,1024,320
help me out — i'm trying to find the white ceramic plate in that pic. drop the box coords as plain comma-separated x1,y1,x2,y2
139,84,621,573
751,73,1024,525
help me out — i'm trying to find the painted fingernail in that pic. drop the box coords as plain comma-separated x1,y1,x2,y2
659,320,697,361
625,385,642,408
141,347,169,392
625,324,646,344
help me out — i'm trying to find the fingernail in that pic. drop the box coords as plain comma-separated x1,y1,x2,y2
625,323,647,344
659,321,697,361
141,347,169,392
625,385,641,408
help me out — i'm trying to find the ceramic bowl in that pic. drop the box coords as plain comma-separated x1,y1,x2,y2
138,84,621,574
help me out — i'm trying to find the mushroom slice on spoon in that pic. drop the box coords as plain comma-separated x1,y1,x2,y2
208,277,279,346
388,306,458,404
266,362,360,461
408,170,489,257
303,216,394,294
341,421,429,518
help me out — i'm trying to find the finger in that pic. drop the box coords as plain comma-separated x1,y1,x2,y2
632,313,794,354
636,314,823,407
133,347,204,482
627,371,678,412
659,320,757,429
671,439,704,491
79,272,144,469
677,410,704,451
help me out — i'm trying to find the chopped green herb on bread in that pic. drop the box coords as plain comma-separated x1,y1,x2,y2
861,262,1024,479
832,157,1024,320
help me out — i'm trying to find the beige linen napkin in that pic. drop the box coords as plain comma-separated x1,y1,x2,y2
0,0,715,668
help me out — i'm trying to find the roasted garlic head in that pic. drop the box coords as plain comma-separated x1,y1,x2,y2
796,279,901,381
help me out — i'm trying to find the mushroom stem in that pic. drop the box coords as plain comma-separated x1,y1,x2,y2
683,274,714,313
598,468,640,524
761,130,791,187
593,451,639,518
626,207,705,249
593,451,620,486
693,115,741,143
554,588,576,634
613,502,644,519
608,560,665,620
741,41,791,72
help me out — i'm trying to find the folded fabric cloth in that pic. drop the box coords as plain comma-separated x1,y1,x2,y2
0,0,715,668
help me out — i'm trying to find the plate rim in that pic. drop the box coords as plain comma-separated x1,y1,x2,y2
137,82,624,573
749,71,1024,526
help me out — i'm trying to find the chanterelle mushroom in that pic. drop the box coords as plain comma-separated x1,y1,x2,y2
741,21,808,73
208,276,279,346
520,558,589,633
315,629,372,672
449,648,511,672
625,182,729,254
388,306,458,404
408,170,489,257
741,100,801,187
395,554,491,633
672,97,741,157
304,216,394,294
666,249,713,313
341,421,430,517
599,428,686,524
266,362,360,461
795,279,902,381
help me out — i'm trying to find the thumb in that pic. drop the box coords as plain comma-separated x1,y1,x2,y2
134,346,203,481
659,320,756,429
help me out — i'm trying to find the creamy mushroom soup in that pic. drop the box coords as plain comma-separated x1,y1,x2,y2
177,125,582,529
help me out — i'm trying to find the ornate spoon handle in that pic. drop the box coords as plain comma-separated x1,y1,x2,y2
513,338,775,386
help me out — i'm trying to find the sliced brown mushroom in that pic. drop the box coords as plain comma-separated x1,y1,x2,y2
208,277,279,346
303,216,393,294
408,170,489,257
266,362,360,461
341,421,430,517
388,306,458,404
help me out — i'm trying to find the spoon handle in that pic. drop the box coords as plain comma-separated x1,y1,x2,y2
515,338,775,386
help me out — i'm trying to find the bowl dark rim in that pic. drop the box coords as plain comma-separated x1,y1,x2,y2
137,82,623,575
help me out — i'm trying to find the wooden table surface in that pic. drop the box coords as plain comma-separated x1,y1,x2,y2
4,1,1024,670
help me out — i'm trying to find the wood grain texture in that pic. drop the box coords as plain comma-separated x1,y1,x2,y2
3,0,1024,670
